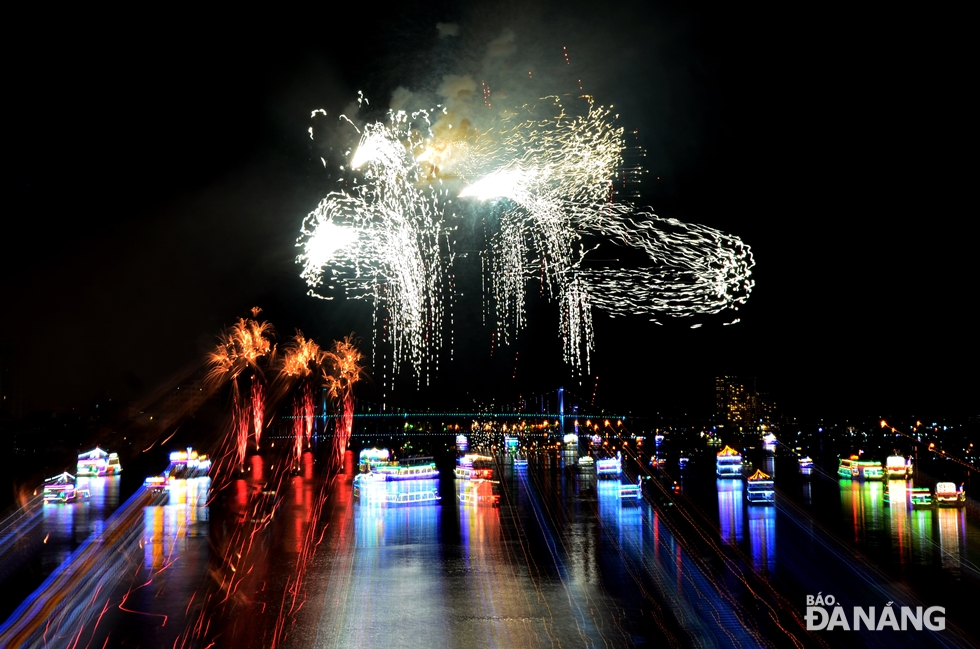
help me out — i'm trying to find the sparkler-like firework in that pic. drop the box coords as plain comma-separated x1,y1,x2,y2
297,90,754,381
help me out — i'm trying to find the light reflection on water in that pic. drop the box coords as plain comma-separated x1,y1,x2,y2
748,505,776,573
41,475,121,570
717,478,744,545
142,477,210,571
840,478,970,575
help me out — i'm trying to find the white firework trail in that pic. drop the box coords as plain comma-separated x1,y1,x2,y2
297,109,453,384
297,94,754,382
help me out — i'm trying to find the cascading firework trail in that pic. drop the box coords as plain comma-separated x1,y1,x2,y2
251,378,264,450
234,390,249,469
297,108,451,385
276,332,326,470
208,315,276,477
323,336,366,471
297,67,754,382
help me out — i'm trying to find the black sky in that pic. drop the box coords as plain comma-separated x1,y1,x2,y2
4,2,974,420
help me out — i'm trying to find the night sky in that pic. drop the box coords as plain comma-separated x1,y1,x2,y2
4,2,973,420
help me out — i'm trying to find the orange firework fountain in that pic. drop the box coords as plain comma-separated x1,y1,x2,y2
207,313,276,476
278,332,325,471
323,335,366,472
207,317,275,386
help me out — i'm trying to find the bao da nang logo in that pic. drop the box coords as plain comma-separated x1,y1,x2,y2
805,594,945,631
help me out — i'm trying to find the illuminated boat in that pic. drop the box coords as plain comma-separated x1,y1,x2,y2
42,472,78,503
619,477,643,502
504,435,519,453
144,476,169,492
798,456,814,469
352,472,386,499
746,469,775,504
678,457,689,468
76,447,122,476
909,486,933,509
455,455,494,480
885,455,912,480
455,435,468,452
354,474,440,505
762,433,777,452
358,448,391,473
375,457,439,481
854,460,883,480
935,482,966,507
596,452,622,478
837,456,883,480
169,448,211,477
513,456,528,467
716,446,743,478
578,455,594,468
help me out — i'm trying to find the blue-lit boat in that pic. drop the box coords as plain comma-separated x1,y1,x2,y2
619,478,643,502
716,446,743,478
746,469,775,504
596,452,622,478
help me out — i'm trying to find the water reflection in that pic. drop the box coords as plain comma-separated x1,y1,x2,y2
839,479,884,547
41,475,122,571
748,505,776,573
717,479,744,544
937,507,965,576
596,479,643,547
142,477,210,570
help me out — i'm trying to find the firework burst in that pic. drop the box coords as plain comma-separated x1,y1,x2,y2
298,84,753,383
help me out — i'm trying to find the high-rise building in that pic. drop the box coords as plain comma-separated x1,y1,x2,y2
715,376,760,431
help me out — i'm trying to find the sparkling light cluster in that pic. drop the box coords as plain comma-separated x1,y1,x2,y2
297,94,754,380
297,109,452,384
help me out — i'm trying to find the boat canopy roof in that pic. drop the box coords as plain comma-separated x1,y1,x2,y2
46,471,76,484
747,469,772,482
717,445,741,457
78,447,109,460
